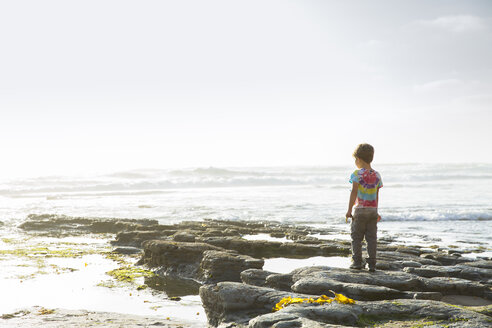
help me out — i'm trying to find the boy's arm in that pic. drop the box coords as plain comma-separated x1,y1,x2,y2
345,182,358,222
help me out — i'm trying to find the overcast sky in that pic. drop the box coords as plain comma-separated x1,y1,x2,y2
1,0,491,177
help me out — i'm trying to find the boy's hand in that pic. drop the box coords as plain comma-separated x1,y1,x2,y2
377,215,381,222
345,211,352,223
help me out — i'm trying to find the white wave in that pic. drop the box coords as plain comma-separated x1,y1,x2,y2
379,211,492,222
1,163,491,197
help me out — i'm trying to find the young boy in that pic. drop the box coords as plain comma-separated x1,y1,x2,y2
345,143,382,272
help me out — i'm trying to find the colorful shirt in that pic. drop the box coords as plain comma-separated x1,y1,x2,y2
349,168,383,208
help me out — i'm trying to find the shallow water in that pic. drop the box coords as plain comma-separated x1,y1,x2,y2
0,234,206,326
242,233,293,243
264,256,351,274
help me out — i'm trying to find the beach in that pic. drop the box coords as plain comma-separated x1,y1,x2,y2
1,164,491,327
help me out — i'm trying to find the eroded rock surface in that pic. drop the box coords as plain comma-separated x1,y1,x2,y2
16,215,492,327
200,282,492,328
19,214,159,235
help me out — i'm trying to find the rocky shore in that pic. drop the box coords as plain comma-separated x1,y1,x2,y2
5,214,492,327
0,307,186,328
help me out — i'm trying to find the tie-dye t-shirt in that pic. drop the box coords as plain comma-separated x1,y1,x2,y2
349,168,383,208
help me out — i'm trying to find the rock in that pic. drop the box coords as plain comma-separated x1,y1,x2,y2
401,261,422,268
240,269,294,292
112,231,175,247
200,282,492,328
173,231,196,242
142,240,224,278
241,269,277,287
266,274,294,292
141,240,264,286
199,282,307,327
19,214,158,235
249,304,360,328
275,266,492,302
292,276,406,301
421,277,491,299
395,245,423,256
199,250,264,284
378,251,442,269
196,236,350,259
0,306,193,327
462,260,492,270
112,246,142,255
420,252,476,266
292,267,422,291
404,264,492,281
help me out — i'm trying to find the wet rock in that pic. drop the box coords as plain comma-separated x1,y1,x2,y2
112,230,174,247
240,269,277,287
196,236,349,259
404,264,492,281
141,240,264,286
266,274,294,292
292,276,406,301
199,282,305,327
141,240,224,279
19,214,158,235
462,260,492,270
200,282,492,328
421,277,491,299
378,251,442,269
270,232,285,238
0,307,189,327
249,304,360,328
420,252,476,266
272,266,492,302
199,250,264,284
112,246,142,255
395,245,424,256
240,269,293,291
292,267,422,292
172,231,196,242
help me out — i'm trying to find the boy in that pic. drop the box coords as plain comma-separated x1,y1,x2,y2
345,143,382,272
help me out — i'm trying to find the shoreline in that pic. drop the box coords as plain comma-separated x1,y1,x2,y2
1,214,491,327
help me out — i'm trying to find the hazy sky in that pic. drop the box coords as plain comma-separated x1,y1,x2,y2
1,0,491,177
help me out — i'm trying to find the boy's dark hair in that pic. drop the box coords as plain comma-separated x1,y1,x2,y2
353,143,374,164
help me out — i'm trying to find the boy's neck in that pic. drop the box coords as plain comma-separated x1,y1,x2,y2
360,163,372,170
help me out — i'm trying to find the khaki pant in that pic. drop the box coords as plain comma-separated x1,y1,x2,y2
351,207,378,267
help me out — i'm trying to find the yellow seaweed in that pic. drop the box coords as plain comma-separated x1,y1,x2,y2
330,290,356,305
273,292,354,311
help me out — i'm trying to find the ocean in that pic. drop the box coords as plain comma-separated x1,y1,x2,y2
1,163,491,225
1,163,491,325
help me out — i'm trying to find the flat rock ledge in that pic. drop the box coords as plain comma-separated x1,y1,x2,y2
17,215,492,327
140,240,264,284
0,307,192,328
200,282,492,328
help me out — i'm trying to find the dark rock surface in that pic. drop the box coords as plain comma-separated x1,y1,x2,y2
200,250,263,284
200,282,492,328
16,215,492,327
18,213,159,235
140,240,264,285
404,264,492,281
0,307,195,327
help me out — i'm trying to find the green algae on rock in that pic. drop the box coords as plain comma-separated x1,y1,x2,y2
106,266,155,283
